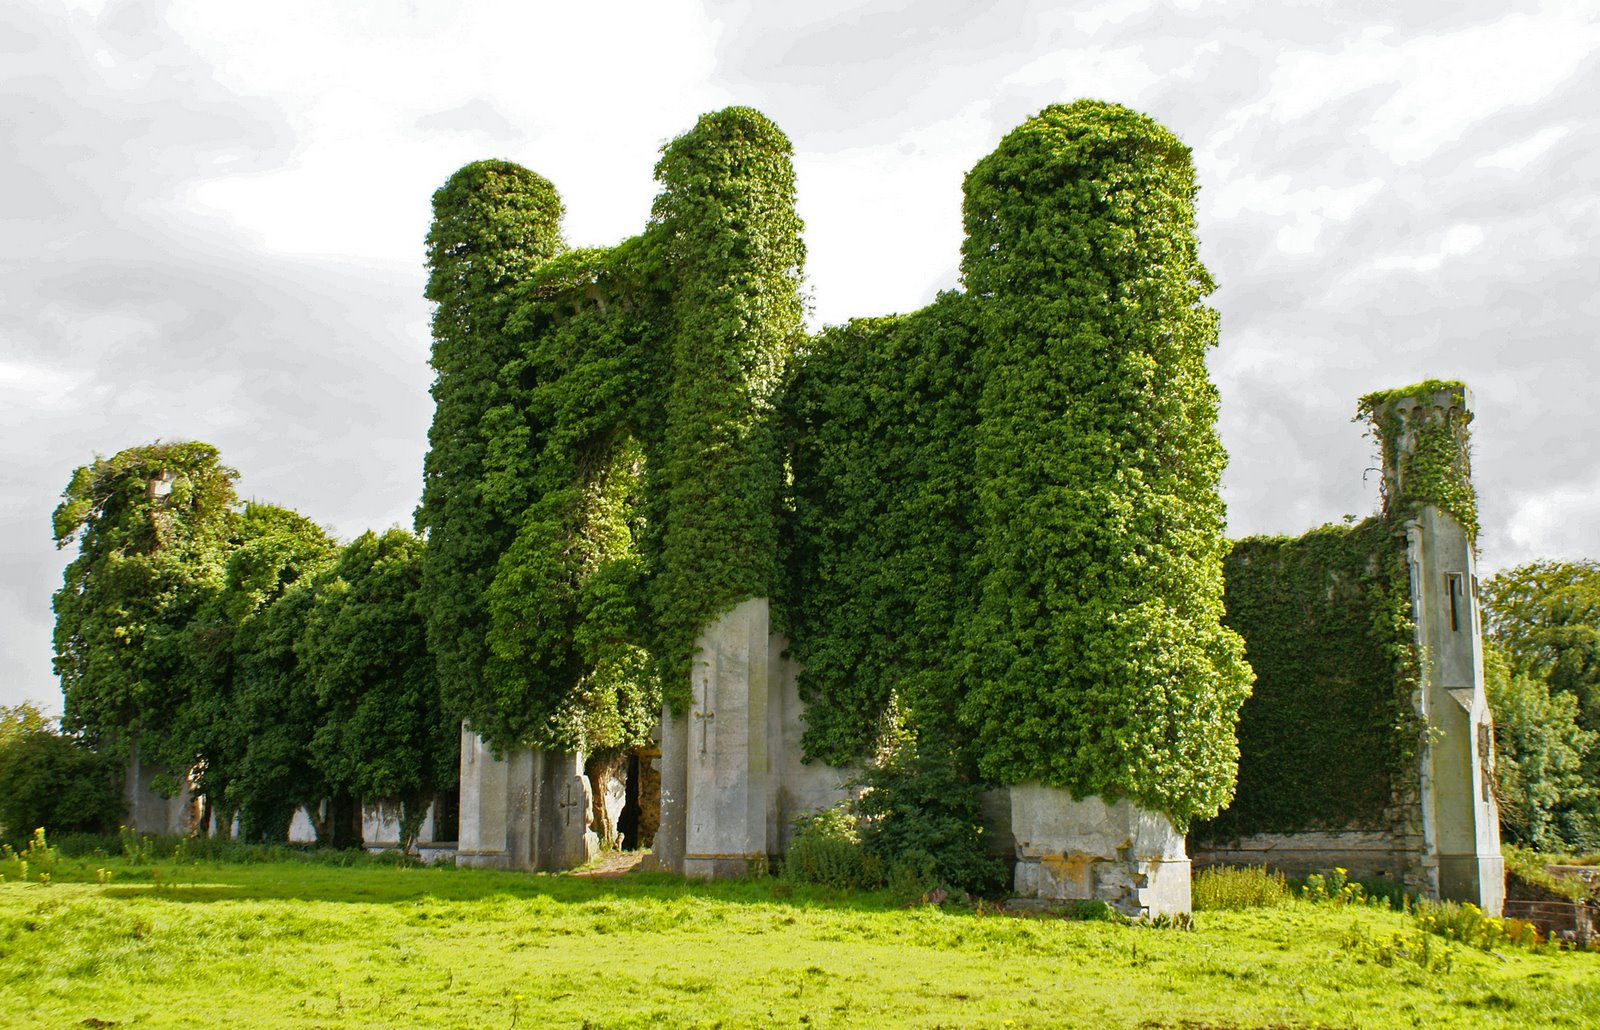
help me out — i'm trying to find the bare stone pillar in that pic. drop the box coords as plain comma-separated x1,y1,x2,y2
1009,786,1191,918
456,724,516,868
121,737,196,836
1408,507,1505,914
455,723,598,871
536,751,599,870
643,708,689,873
683,598,772,878
768,630,856,853
1381,385,1504,915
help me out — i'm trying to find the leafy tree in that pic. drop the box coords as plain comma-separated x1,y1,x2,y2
1484,560,1600,839
175,504,337,839
1484,645,1599,850
0,703,51,747
0,706,121,842
416,161,566,735
299,530,458,848
1484,561,1600,719
52,443,238,776
855,717,1007,895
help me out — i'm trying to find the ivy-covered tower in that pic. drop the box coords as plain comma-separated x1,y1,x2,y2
1191,382,1503,916
955,102,1252,915
1368,382,1503,913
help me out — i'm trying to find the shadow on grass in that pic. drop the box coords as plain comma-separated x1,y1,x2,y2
75,861,920,916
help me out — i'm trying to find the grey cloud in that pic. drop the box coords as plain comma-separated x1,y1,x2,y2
708,0,1599,572
3,0,1596,711
0,0,433,708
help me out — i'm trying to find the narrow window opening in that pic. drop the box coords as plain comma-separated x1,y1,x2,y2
1445,573,1463,632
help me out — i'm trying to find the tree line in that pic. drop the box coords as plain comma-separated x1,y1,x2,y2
7,442,457,848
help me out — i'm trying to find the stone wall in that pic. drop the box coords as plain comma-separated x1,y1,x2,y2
456,725,598,871
1192,830,1420,883
1194,386,1503,915
646,598,855,877
122,738,197,836
1007,787,1191,917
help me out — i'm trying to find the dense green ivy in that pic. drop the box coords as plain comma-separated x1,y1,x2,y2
421,107,803,751
50,441,464,841
299,530,458,845
1194,520,1422,840
649,107,806,711
467,234,665,754
415,103,1255,832
416,161,566,740
955,101,1251,826
779,297,981,764
228,577,329,841
169,504,337,831
1358,380,1477,539
52,443,239,765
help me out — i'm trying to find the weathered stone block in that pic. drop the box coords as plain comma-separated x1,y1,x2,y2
1009,785,1191,917
122,738,197,836
642,709,688,874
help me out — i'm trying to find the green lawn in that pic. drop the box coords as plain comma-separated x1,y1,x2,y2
1,858,1595,1028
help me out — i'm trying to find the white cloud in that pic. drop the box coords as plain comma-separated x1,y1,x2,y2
1501,476,1600,571
1476,125,1571,171
1373,223,1487,272
173,0,729,261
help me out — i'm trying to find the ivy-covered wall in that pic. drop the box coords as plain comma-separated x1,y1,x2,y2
1195,381,1476,844
1195,520,1420,840
778,101,1252,828
778,296,982,766
416,161,566,748
1358,380,1476,539
957,101,1251,828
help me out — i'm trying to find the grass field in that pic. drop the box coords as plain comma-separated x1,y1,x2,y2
2,855,1597,1028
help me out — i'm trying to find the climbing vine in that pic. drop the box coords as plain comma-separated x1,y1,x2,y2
1194,520,1423,840
171,503,337,832
1357,380,1477,539
779,297,982,765
416,160,566,739
299,529,458,844
416,109,804,752
648,107,806,712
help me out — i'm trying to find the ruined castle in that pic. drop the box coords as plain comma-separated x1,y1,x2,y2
124,101,1504,917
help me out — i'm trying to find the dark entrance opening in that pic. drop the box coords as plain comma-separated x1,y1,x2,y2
618,753,641,850
432,787,460,845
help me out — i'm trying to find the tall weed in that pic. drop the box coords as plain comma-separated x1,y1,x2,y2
1192,866,1290,911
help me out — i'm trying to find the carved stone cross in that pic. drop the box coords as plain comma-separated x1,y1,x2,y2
693,675,715,757
558,781,581,826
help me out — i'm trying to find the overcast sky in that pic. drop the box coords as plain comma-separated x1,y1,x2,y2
4,0,1597,711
